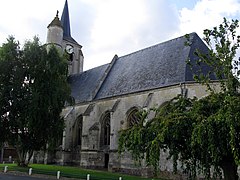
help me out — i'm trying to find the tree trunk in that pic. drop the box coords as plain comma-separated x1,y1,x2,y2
26,150,33,165
0,145,4,163
221,160,238,180
16,147,28,167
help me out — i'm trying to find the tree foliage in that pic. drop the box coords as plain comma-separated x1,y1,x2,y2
187,18,240,94
118,18,240,179
0,37,71,166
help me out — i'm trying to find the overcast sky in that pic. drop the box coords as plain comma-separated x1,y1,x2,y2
0,0,240,70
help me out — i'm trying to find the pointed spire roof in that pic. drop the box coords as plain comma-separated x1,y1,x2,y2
60,0,81,46
61,0,71,37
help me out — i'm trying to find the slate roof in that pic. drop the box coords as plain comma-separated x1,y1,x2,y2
61,0,71,38
68,33,216,104
61,0,80,46
68,64,109,103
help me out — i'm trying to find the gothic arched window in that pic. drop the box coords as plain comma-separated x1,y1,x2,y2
127,108,140,128
73,115,83,147
101,112,111,147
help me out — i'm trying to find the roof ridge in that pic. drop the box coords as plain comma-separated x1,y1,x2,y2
91,55,118,100
184,32,212,82
69,64,109,78
184,32,198,82
119,32,197,60
69,32,214,103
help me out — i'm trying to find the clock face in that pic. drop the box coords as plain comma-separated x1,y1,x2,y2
66,44,74,54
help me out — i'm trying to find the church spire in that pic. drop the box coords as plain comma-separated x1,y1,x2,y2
61,0,71,38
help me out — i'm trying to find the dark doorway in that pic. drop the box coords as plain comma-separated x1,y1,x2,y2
104,153,109,169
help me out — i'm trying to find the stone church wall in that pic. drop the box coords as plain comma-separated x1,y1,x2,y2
56,82,219,177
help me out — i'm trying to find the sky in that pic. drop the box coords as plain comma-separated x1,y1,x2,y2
0,0,240,70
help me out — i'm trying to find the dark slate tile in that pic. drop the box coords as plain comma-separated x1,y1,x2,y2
68,64,109,103
95,33,194,99
69,32,216,103
185,33,217,81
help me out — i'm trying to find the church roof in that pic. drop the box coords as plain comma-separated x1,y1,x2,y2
48,12,62,28
61,0,71,38
68,64,109,103
61,0,80,46
68,33,216,104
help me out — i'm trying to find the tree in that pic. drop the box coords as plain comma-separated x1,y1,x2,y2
0,36,71,166
118,18,240,180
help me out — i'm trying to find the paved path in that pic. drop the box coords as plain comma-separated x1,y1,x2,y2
0,173,47,180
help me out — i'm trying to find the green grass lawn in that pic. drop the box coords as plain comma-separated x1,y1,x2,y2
0,163,166,180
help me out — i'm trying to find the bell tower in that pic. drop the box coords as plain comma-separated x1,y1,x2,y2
46,0,84,75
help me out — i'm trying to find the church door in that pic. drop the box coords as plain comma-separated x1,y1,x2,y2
104,153,109,169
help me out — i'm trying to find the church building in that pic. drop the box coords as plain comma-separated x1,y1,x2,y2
44,0,216,177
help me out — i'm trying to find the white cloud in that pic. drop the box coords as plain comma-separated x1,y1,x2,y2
1,0,239,71
178,0,240,38
0,0,66,44
80,0,180,70
90,0,146,49
0,0,181,70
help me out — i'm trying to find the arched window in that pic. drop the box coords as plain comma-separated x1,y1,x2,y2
101,112,111,147
127,107,140,128
77,125,82,145
73,115,83,147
